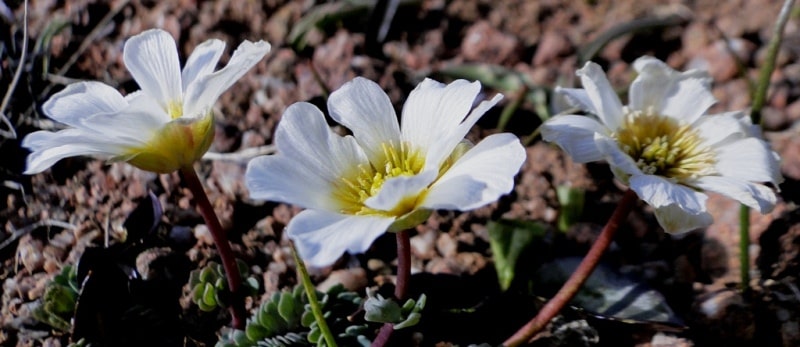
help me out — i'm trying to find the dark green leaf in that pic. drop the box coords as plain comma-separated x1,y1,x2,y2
488,219,549,291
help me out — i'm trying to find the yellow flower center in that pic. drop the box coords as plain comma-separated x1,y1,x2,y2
614,106,716,181
334,142,425,216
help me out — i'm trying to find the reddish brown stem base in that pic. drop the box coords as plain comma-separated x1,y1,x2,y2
503,189,638,346
180,166,247,330
371,229,412,347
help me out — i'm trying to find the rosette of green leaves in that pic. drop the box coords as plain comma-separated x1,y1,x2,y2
217,284,370,347
32,265,80,331
189,260,259,312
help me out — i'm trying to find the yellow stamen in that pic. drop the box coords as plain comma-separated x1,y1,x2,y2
333,141,425,216
614,106,716,181
167,100,183,119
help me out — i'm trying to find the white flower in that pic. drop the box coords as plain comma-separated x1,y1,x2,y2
246,77,526,267
23,29,271,174
542,56,782,233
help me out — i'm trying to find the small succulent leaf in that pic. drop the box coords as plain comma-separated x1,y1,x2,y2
246,324,269,342
307,325,321,343
200,265,217,283
232,329,251,346
356,336,372,346
278,291,299,328
202,282,218,307
215,277,226,289
256,308,280,335
363,292,402,323
393,312,421,330
236,259,249,276
189,270,201,287
414,294,426,311
301,310,315,327
198,299,216,312
247,277,260,292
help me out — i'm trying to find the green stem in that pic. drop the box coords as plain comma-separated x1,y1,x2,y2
751,0,795,125
497,85,527,132
740,0,794,291
371,229,412,347
180,166,246,329
503,189,638,346
290,243,337,347
739,204,751,290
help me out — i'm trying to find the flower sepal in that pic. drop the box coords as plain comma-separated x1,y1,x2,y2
387,208,432,233
125,111,215,173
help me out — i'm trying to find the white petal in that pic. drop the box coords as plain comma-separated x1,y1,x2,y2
364,170,437,211
400,79,481,156
287,210,394,267
274,102,368,180
424,93,503,172
692,176,777,213
124,91,173,124
652,204,714,234
629,174,712,233
575,62,623,130
554,87,598,115
123,29,183,110
183,40,270,118
423,133,525,210
541,115,609,163
42,82,127,127
326,77,401,162
630,56,715,124
181,38,225,90
715,137,782,184
693,111,750,148
245,155,337,211
22,129,124,174
594,134,643,179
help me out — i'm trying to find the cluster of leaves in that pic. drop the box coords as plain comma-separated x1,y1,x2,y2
362,288,426,329
31,265,80,332
189,260,260,312
217,284,370,347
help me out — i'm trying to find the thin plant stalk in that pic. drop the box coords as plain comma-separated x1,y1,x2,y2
179,165,246,329
0,0,28,139
740,0,795,291
290,242,338,347
497,84,528,132
503,189,638,346
371,229,412,347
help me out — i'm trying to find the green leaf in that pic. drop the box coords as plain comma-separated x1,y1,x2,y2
202,283,218,307
534,258,684,327
556,185,585,232
200,265,217,283
246,323,269,342
488,219,548,291
301,310,316,327
308,325,322,343
577,13,689,64
232,329,251,346
278,291,299,328
256,304,281,335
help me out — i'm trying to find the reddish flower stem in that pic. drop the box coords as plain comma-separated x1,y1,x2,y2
371,229,412,347
503,189,638,347
180,166,246,330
